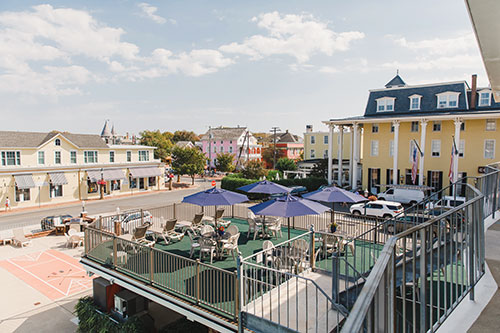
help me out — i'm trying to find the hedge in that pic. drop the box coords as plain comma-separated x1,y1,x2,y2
75,296,146,333
220,176,268,200
221,176,327,194
275,177,327,192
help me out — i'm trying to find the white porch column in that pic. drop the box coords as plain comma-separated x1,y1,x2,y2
392,121,400,185
453,118,462,184
352,123,359,189
418,120,428,186
327,124,334,185
337,126,344,186
349,126,354,188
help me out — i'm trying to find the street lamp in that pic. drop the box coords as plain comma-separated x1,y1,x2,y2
100,168,104,200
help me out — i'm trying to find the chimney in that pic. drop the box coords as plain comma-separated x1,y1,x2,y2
306,125,313,133
470,74,477,109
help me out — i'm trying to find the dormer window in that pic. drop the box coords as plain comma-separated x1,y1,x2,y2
376,97,395,112
479,90,491,107
436,92,459,108
409,94,422,110
55,139,61,146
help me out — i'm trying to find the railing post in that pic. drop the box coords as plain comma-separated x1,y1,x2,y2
140,208,144,225
232,205,235,219
196,259,200,304
173,203,177,219
236,255,242,328
113,236,117,267
419,228,427,332
493,172,498,219
332,253,339,304
309,225,316,270
150,247,154,284
469,203,476,301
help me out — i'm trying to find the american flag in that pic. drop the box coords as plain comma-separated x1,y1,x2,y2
411,145,419,184
448,142,456,182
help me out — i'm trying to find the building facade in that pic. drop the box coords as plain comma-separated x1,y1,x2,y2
0,131,163,210
200,127,262,168
303,125,353,160
325,74,500,195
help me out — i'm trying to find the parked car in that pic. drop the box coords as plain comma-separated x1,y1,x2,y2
350,200,404,219
382,213,450,237
269,185,308,199
425,195,466,210
111,210,153,233
40,214,72,231
377,187,425,205
424,207,465,229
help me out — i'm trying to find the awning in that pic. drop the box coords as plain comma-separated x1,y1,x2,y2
86,170,102,183
14,174,35,189
48,172,68,185
103,169,126,181
129,167,162,178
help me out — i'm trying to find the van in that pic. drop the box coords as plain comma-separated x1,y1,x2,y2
378,187,425,205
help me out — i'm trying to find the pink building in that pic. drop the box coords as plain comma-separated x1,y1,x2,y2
200,127,261,168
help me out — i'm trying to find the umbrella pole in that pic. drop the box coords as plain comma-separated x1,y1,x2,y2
215,205,218,229
331,202,335,225
287,217,290,240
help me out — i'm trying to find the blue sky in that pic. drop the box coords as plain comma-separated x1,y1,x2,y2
0,1,487,137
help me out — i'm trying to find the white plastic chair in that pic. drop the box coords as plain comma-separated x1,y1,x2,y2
247,218,263,240
267,219,282,239
221,233,240,259
199,237,217,263
187,230,200,258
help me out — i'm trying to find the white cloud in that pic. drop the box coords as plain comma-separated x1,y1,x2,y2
220,11,364,63
382,54,482,71
138,3,167,24
319,66,338,74
390,33,476,56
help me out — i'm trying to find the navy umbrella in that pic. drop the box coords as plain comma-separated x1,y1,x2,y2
249,194,330,239
182,187,249,227
303,186,367,225
237,180,290,194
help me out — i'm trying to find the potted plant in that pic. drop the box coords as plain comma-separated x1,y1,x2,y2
217,226,225,237
329,222,338,233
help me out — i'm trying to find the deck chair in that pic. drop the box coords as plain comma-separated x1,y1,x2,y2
199,237,217,264
247,218,263,240
262,240,276,267
154,219,184,244
178,213,204,233
203,208,226,226
118,224,154,247
12,228,31,248
221,233,240,259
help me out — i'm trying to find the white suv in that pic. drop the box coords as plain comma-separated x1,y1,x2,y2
350,200,404,219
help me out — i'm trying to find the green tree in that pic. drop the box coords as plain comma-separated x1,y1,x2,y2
241,160,266,180
139,130,173,162
310,158,328,179
275,157,297,172
171,147,207,185
172,130,200,143
215,152,235,173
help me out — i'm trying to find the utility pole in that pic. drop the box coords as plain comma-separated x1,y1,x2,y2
270,127,281,169
208,126,213,174
246,129,250,163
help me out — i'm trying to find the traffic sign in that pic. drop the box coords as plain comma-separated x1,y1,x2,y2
211,180,216,187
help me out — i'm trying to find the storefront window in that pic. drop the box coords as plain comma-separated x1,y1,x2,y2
148,177,156,187
111,180,121,191
15,187,30,202
50,184,63,198
87,180,98,194
129,176,137,189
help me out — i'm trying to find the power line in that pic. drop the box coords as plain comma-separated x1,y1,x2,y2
270,127,281,169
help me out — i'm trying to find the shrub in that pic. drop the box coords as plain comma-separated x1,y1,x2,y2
241,160,266,179
275,157,297,172
221,176,267,200
275,177,327,192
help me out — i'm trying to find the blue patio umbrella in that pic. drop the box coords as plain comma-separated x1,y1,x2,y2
303,186,367,225
237,180,290,194
182,187,249,227
249,194,330,239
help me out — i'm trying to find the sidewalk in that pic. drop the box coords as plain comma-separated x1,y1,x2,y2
0,181,197,217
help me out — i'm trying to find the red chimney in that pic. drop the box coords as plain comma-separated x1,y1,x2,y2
470,74,477,109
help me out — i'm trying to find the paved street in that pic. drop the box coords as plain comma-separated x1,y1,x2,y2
0,178,214,231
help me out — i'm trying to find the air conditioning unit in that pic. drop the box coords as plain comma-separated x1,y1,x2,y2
113,290,147,321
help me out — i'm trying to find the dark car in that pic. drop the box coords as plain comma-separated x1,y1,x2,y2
269,185,308,199
41,214,72,231
381,213,449,237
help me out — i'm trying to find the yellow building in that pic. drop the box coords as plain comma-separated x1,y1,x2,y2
0,130,164,210
325,74,500,195
303,125,355,185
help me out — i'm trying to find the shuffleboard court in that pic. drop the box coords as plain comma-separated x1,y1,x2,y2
0,249,94,300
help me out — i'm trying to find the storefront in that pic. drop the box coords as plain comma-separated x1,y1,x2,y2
129,167,163,191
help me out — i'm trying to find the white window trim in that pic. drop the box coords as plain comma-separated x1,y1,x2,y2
310,149,315,158
109,151,115,163
459,139,465,158
126,150,132,162
431,140,441,157
84,150,98,164
38,151,45,165
410,121,419,132
478,89,492,107
432,121,442,132
70,150,77,164
370,140,379,157
55,138,61,146
484,139,496,159
486,119,496,131
408,94,422,110
310,136,316,144
436,91,460,109
376,97,396,112
372,123,379,133
54,151,62,164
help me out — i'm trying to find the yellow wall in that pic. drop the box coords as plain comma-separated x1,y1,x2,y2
361,119,500,191
304,131,352,160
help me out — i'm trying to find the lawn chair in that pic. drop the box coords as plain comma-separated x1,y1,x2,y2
12,228,31,248
200,225,215,238
267,218,282,239
118,224,154,247
247,218,263,240
187,229,200,258
199,237,217,263
69,222,81,233
66,233,82,248
221,233,240,260
262,240,276,267
155,219,184,245
203,208,226,226
289,239,309,271
178,213,204,233
225,225,239,238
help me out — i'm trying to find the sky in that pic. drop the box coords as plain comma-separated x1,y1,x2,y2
0,0,488,138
